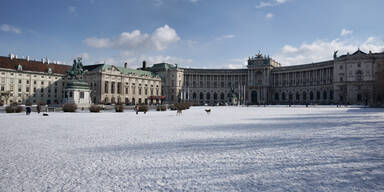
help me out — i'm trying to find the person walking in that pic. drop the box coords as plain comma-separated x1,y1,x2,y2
37,104,41,114
25,106,31,115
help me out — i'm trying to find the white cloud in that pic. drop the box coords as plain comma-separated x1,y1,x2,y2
93,53,192,69
68,6,77,14
83,25,180,51
340,28,353,36
78,52,90,60
147,55,192,65
273,36,384,65
265,13,274,19
221,58,248,69
151,25,180,50
225,64,245,69
256,0,288,8
153,0,163,6
216,34,235,41
83,37,110,48
0,24,21,34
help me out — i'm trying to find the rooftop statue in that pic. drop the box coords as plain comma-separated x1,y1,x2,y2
256,50,262,58
333,50,338,59
67,57,84,79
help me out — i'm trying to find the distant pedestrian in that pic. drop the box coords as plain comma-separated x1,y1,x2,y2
37,105,41,114
135,105,139,115
26,106,31,115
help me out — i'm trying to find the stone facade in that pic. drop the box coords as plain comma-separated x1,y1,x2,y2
83,63,162,105
0,55,70,105
147,50,384,106
1,50,383,106
333,50,383,105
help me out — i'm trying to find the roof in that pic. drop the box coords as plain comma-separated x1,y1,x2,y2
150,63,177,70
117,66,157,77
0,56,71,75
84,64,158,77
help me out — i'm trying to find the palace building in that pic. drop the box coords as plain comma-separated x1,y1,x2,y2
0,50,383,106
144,50,384,106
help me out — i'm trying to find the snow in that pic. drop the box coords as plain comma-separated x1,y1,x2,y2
1,106,384,191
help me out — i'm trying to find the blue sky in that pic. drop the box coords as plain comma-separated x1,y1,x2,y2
1,0,384,68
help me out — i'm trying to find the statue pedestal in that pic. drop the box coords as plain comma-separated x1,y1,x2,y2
63,79,91,107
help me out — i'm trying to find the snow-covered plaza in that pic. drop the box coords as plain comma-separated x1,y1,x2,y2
1,106,384,191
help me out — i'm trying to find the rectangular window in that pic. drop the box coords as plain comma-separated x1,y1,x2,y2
80,92,84,98
19,79,22,84
117,82,121,94
104,81,109,93
111,82,115,94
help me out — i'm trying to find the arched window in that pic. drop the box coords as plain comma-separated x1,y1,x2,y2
213,92,218,100
193,92,197,100
330,91,334,100
200,92,204,100
289,92,293,101
296,92,300,101
220,93,225,100
206,92,211,100
282,92,286,101
303,92,307,100
316,91,320,100
274,93,279,101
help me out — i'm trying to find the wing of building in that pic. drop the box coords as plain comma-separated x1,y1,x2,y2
0,55,71,105
1,50,383,106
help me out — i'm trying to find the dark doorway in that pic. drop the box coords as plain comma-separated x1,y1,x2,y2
251,91,257,104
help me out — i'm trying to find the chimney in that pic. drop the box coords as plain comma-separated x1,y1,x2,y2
124,62,128,68
142,60,146,70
